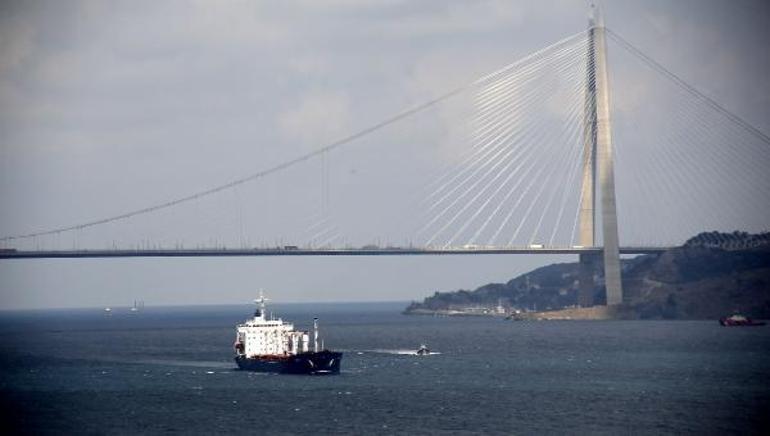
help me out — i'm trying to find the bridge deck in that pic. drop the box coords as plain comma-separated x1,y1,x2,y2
0,247,672,259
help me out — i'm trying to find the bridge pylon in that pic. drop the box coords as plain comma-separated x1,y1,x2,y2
578,5,624,306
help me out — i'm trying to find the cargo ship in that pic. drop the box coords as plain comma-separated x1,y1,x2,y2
233,293,342,374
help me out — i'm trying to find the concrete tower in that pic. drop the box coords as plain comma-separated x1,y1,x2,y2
578,5,624,306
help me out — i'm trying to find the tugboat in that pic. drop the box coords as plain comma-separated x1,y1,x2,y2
719,313,766,327
233,292,342,374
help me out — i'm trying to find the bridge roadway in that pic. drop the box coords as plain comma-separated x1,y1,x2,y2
0,246,672,259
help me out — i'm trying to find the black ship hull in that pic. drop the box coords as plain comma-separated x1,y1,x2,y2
235,350,342,375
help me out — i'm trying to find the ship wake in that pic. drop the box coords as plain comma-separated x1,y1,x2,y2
361,349,441,356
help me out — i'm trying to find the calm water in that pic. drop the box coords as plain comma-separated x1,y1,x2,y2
1,302,768,435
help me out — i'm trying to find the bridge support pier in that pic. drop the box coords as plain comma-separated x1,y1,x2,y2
577,5,624,306
578,253,597,307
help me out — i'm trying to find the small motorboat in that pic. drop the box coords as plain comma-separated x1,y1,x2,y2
719,314,766,326
416,344,431,355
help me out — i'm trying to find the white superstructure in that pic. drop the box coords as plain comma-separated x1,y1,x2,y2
234,292,311,357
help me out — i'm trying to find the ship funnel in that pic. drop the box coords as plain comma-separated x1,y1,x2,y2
313,317,319,352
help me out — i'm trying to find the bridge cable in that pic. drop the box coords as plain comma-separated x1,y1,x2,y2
418,39,591,231
1,30,590,244
486,52,592,246
606,28,770,146
527,59,591,245
419,37,590,210
477,55,589,247
420,63,579,245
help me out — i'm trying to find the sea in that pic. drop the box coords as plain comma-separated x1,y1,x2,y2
1,302,768,435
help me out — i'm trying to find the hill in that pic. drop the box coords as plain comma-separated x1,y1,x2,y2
404,231,770,319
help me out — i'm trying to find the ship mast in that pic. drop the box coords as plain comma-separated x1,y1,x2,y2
313,317,319,352
254,290,269,319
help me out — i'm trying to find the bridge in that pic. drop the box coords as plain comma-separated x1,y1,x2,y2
1,6,769,307
0,246,671,260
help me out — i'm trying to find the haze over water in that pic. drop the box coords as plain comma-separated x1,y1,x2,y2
1,303,768,434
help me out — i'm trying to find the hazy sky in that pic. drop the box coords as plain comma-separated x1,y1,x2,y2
1,0,768,309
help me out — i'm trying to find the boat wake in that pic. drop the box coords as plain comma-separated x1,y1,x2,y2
92,357,234,369
360,349,441,356
130,359,235,369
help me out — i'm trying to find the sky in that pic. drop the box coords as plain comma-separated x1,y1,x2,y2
1,0,769,309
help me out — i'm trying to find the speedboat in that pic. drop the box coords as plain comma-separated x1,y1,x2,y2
719,314,766,326
416,344,430,355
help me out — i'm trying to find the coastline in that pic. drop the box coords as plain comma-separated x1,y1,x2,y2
406,305,672,320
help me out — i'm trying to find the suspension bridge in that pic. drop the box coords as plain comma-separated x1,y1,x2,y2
2,7,769,307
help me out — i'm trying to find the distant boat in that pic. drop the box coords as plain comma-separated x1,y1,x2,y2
416,344,431,355
719,313,766,326
104,307,112,313
130,300,144,313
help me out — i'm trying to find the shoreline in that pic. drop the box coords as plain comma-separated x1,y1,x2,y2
405,305,683,320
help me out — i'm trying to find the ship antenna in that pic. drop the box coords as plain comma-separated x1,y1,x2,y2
254,289,269,318
313,317,319,353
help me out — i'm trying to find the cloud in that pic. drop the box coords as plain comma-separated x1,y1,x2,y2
643,12,673,36
0,13,36,76
287,56,331,76
277,91,353,147
373,0,525,38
